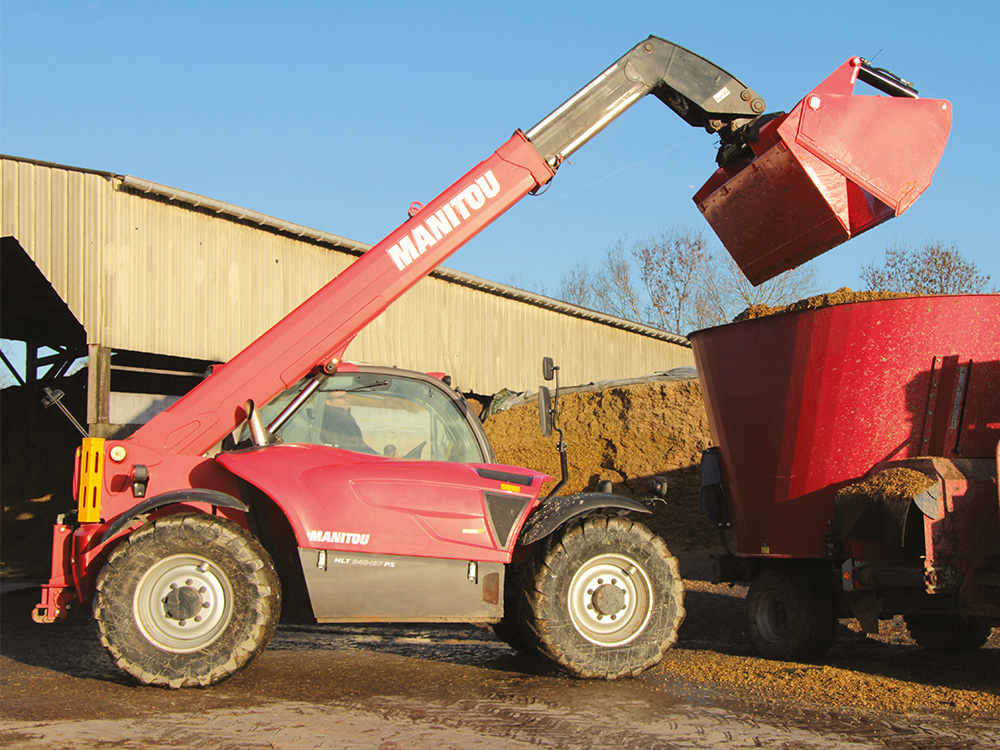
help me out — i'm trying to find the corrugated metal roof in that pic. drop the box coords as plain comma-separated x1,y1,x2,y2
1,155,693,393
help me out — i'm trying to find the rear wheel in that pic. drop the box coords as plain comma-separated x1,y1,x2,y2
904,614,992,651
94,513,280,688
521,514,684,679
746,569,836,660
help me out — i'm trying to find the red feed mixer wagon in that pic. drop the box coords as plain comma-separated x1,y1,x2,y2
693,295,1000,659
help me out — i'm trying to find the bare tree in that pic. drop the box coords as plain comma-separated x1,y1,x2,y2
633,228,710,332
591,239,646,323
862,242,992,294
558,263,595,309
693,252,819,329
550,227,820,334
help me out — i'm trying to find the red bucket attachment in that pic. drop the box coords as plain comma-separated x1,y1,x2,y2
694,57,952,285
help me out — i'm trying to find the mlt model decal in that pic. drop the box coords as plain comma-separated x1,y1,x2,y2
386,169,501,270
307,529,371,545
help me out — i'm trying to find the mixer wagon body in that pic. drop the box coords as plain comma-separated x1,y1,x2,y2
691,295,1000,658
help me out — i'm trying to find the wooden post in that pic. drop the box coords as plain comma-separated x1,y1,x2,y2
86,344,112,437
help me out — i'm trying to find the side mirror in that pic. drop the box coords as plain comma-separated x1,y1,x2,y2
542,357,556,382
539,386,553,438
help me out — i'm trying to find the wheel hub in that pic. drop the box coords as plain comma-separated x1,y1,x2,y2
134,554,234,653
163,584,205,622
590,582,627,617
567,553,653,647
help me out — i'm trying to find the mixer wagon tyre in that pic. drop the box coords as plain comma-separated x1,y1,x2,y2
93,513,281,688
746,569,836,660
904,614,992,651
520,514,684,679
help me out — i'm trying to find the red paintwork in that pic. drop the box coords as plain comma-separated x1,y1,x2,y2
217,444,550,563
694,57,952,285
690,295,1000,559
909,457,999,609
32,522,75,622
40,49,961,627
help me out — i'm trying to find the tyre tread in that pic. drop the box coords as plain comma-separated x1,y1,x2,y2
93,513,280,688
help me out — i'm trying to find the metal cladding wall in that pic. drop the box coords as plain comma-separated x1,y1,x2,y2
1,156,693,394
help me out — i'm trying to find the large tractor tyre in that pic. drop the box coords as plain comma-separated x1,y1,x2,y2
746,569,836,661
520,514,684,679
904,614,992,651
94,513,281,688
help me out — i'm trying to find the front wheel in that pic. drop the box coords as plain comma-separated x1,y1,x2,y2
94,513,281,688
521,514,684,679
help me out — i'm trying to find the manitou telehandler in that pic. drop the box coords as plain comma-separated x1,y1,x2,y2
32,37,950,687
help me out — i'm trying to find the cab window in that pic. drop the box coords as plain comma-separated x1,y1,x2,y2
259,373,486,463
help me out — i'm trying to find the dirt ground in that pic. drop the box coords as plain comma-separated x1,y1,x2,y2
2,372,998,743
3,571,998,749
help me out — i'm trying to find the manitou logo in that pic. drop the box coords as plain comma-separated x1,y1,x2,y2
307,529,371,546
386,169,501,270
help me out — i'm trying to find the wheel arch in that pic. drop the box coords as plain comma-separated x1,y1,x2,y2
98,488,248,546
517,492,651,548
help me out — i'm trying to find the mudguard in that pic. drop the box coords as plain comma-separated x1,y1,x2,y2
98,488,248,545
518,492,651,547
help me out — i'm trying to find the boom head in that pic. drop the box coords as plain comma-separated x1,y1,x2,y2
694,57,951,285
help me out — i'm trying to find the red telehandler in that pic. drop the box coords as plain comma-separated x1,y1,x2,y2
32,38,950,687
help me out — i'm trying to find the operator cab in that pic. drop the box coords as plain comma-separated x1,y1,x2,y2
238,366,495,464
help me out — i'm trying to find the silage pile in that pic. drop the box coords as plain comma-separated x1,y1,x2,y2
482,372,721,553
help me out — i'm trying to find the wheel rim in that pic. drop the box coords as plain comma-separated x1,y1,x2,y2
567,553,653,647
133,554,234,653
755,590,787,644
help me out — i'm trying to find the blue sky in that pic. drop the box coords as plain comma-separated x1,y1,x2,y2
2,1,997,299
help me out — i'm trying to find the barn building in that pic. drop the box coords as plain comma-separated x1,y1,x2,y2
1,155,693,437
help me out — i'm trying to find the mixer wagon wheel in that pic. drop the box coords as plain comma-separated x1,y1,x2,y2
519,514,684,679
903,614,992,651
93,513,281,688
746,569,836,660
